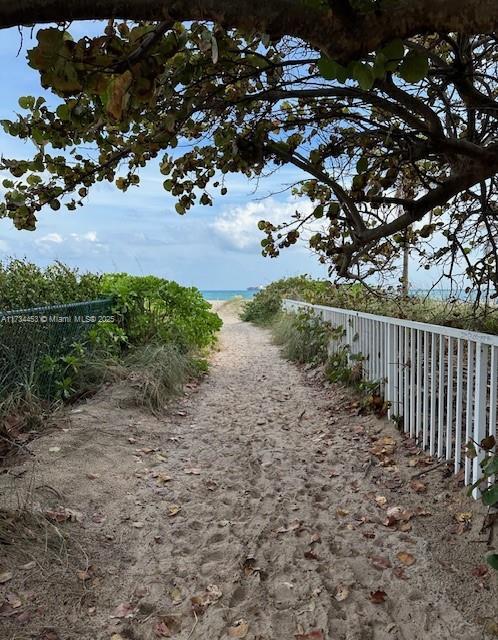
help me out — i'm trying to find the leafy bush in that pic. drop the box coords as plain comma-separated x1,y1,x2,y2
0,259,102,309
243,275,498,334
100,274,222,350
0,260,222,423
272,310,332,365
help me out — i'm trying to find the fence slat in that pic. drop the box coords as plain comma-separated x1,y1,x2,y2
465,341,475,486
454,339,464,474
446,337,454,461
282,299,497,496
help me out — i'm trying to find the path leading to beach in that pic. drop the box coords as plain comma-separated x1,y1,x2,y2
1,301,494,639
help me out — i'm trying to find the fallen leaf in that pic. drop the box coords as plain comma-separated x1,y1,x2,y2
167,504,181,517
127,437,136,444
153,472,173,484
111,602,135,619
132,521,145,529
184,467,201,475
410,479,427,494
334,584,350,602
375,496,388,508
86,473,99,480
370,589,387,604
370,556,392,570
396,551,416,566
310,532,321,544
455,511,472,523
276,520,303,534
205,480,218,491
392,567,408,580
484,620,498,636
191,584,222,614
335,508,349,517
39,630,61,640
154,615,181,637
295,631,324,640
77,566,95,581
170,586,183,604
304,549,319,560
48,447,61,453
0,571,13,584
45,507,82,523
5,593,22,608
228,619,249,638
471,564,489,578
138,447,155,455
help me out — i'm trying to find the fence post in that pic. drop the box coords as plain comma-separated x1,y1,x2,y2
386,324,396,419
473,343,489,498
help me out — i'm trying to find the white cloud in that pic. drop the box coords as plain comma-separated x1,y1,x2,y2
211,197,315,251
70,231,98,242
36,232,63,245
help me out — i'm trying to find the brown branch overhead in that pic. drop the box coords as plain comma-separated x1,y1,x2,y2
2,0,498,61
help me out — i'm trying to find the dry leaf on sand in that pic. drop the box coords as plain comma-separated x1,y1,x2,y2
396,551,416,566
334,584,350,602
370,590,387,604
167,504,181,517
228,619,249,638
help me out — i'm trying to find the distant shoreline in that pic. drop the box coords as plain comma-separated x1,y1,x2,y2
201,290,255,301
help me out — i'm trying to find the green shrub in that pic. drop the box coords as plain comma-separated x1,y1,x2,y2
272,310,332,365
0,260,223,418
243,275,498,335
100,273,222,350
0,259,102,309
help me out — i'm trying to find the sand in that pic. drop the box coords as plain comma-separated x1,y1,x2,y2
0,301,497,639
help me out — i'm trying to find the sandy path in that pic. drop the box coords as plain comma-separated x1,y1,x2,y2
0,303,494,639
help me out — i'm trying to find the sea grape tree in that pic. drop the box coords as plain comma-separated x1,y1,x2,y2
1,1,498,296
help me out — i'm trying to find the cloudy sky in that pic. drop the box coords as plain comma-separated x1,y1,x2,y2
0,25,434,290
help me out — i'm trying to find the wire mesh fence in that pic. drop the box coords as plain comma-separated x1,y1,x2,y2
0,298,113,402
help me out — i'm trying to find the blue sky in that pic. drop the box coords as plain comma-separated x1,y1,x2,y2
0,25,435,290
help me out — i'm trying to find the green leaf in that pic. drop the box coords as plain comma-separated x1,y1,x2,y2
482,456,498,475
356,156,368,173
313,204,324,218
18,96,34,110
317,57,339,81
399,51,429,83
481,435,496,451
328,202,340,218
352,62,374,91
380,39,404,64
481,483,498,506
487,553,498,571
465,440,477,459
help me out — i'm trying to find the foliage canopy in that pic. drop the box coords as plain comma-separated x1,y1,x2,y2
1,2,498,296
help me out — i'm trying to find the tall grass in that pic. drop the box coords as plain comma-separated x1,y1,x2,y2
125,343,201,413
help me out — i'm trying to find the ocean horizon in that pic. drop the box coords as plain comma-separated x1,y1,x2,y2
201,288,470,301
201,290,255,300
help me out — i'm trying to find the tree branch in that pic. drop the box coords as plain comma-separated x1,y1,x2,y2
3,0,498,62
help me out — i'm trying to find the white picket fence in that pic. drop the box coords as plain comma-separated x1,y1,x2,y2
283,299,498,495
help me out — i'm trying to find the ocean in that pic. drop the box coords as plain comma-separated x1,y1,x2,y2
201,290,255,301
201,288,475,302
